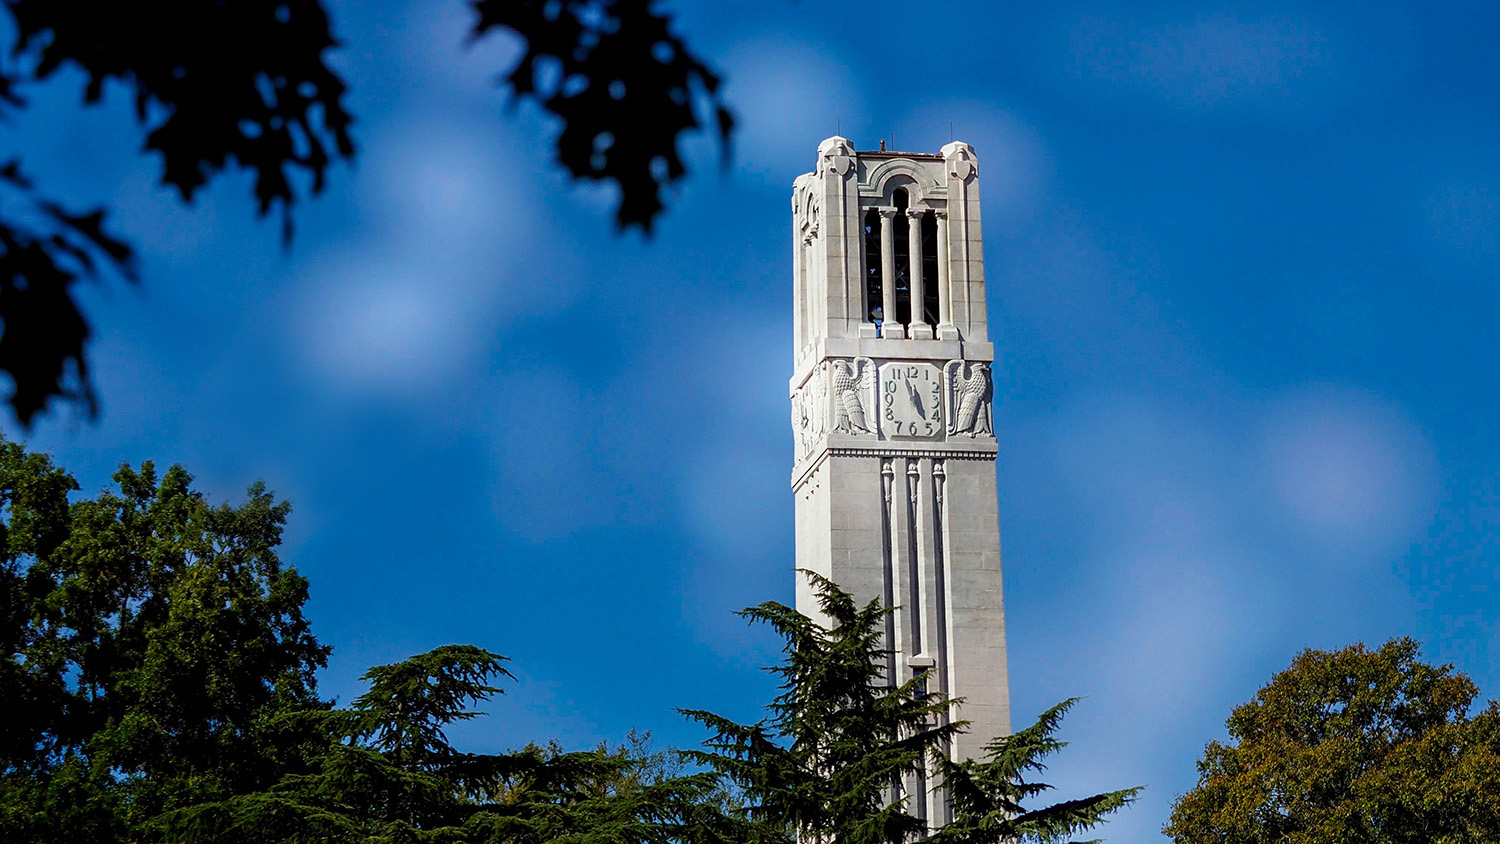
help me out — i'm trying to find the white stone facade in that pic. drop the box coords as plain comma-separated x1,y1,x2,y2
790,137,1010,827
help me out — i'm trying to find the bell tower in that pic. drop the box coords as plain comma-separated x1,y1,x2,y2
790,136,1010,824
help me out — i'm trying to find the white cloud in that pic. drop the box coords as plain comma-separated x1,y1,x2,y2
368,121,525,248
717,37,866,182
302,264,471,391
294,121,541,395
1261,385,1439,561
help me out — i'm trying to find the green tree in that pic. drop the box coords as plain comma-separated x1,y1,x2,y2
682,572,1138,844
929,699,1141,844
1165,638,1500,844
0,434,734,844
158,645,733,844
0,437,330,841
1,438,1137,844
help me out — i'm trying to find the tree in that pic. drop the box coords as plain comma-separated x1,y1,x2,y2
1,438,1136,843
682,572,1138,844
2,0,733,426
157,645,733,844
1165,638,1500,844
0,434,735,844
0,436,330,841
929,699,1141,844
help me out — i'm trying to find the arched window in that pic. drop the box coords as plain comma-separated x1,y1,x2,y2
863,208,883,325
892,188,911,326
920,209,940,327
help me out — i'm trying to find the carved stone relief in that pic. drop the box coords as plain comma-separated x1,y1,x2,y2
830,357,875,435
791,362,829,463
944,360,993,436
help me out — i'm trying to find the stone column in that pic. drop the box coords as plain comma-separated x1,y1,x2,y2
879,209,903,339
935,209,958,340
907,208,932,339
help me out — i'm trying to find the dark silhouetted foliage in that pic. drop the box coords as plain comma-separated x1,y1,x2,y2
472,0,733,232
0,160,136,426
1165,638,1500,844
1,0,730,426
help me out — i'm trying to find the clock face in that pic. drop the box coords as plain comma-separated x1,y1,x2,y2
878,363,944,439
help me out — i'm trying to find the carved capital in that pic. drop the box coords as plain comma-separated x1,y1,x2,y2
934,209,948,221
905,208,924,220
878,208,897,220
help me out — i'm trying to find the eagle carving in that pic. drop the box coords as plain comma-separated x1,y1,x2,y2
946,361,993,436
831,358,874,434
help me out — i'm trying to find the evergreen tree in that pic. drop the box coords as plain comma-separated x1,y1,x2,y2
930,700,1140,844
157,645,734,844
0,436,735,844
682,572,1138,844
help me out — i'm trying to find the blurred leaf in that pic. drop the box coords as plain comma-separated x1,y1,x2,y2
472,0,734,232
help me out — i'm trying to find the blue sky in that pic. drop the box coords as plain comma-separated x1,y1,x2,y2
16,0,1500,839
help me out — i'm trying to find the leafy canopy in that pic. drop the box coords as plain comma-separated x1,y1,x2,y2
0,434,733,844
0,438,1138,844
0,435,329,842
1166,638,1500,844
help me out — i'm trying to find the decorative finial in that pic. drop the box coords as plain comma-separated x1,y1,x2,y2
879,139,886,151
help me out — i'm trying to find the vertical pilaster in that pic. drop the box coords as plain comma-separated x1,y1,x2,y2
890,457,918,670
941,141,986,343
818,141,850,341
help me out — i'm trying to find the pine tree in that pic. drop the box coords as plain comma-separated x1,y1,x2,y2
682,572,1137,844
930,700,1140,844
156,645,734,844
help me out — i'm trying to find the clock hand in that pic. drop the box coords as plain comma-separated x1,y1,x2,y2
906,379,926,419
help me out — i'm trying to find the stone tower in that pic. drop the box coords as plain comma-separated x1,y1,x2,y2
789,136,1010,824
